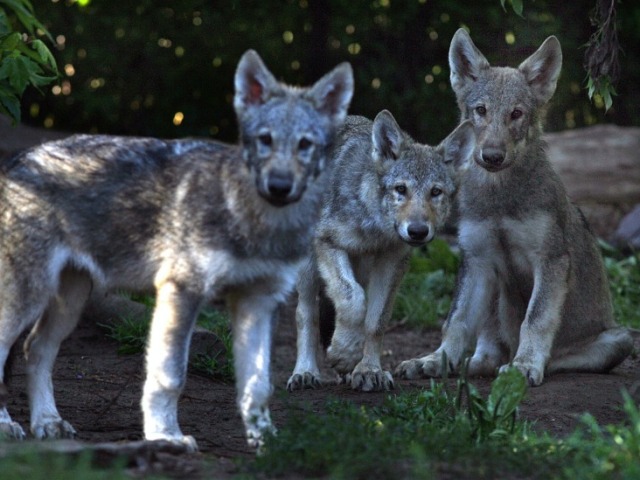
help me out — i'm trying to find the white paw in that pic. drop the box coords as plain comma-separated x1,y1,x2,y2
0,421,27,440
31,418,77,440
146,433,199,453
395,353,452,379
286,372,322,392
499,361,544,386
350,365,394,392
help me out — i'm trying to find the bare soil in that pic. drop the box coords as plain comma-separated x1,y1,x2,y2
4,305,640,478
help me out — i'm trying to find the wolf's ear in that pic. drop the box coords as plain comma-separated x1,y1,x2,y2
372,110,403,164
439,120,476,171
306,62,354,124
449,28,490,95
234,50,281,115
518,36,562,105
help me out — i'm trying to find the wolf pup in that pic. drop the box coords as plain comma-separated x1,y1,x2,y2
0,50,353,450
287,110,475,392
396,29,633,386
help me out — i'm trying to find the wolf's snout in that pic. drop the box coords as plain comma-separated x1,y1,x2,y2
405,223,431,246
481,148,505,167
259,169,297,206
482,147,504,169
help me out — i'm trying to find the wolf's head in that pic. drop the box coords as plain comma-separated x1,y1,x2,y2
448,28,562,173
234,50,354,207
372,110,475,246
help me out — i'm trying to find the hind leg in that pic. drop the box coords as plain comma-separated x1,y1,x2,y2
548,326,634,375
24,268,92,439
0,331,30,439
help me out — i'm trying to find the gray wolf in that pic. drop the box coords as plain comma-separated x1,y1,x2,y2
0,50,353,450
287,110,475,392
396,28,633,386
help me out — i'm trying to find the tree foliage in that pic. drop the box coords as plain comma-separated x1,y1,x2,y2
18,0,640,142
0,0,57,123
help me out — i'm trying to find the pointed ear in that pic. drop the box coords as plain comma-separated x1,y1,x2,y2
438,120,476,170
305,62,354,124
518,36,562,105
449,28,490,95
372,110,403,164
233,50,281,115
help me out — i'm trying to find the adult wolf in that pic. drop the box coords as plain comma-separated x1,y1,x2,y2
396,28,633,387
0,50,353,450
287,110,475,392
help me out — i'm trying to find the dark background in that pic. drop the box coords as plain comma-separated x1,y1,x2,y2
22,0,640,145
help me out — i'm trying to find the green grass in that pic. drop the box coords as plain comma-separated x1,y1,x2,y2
392,238,459,328
250,368,640,479
601,242,640,328
101,298,234,381
0,450,130,480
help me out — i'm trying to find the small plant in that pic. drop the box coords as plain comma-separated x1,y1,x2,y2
101,296,234,380
254,368,534,478
600,242,640,329
190,307,234,381
393,238,459,328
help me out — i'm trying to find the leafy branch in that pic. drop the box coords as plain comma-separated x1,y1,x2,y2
0,0,58,124
501,0,620,112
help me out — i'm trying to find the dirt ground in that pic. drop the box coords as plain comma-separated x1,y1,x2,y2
3,303,640,478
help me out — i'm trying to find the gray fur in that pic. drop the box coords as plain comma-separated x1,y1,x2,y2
396,29,633,386
287,110,475,392
0,50,353,450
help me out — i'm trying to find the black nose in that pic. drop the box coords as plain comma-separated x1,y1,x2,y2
267,170,294,199
481,148,505,167
407,223,430,241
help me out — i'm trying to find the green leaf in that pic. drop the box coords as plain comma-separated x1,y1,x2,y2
0,84,20,123
510,0,524,17
0,31,21,52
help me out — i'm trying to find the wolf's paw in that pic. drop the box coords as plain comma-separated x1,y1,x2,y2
286,372,322,391
395,353,452,379
0,421,27,440
350,365,394,392
499,362,544,387
146,433,199,453
327,329,363,375
31,418,77,440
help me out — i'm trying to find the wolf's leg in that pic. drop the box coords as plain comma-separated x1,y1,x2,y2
317,246,366,375
288,257,323,391
0,304,37,440
548,326,634,374
499,256,569,386
24,268,92,439
228,288,279,449
468,282,514,376
396,259,495,379
349,252,409,392
142,280,200,452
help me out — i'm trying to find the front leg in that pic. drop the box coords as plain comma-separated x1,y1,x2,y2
288,257,323,391
396,258,496,379
499,255,569,386
228,287,280,449
317,244,366,376
142,280,201,452
349,251,409,392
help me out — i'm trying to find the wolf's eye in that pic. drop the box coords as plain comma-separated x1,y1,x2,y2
431,187,443,197
511,109,523,120
475,105,487,116
298,137,313,151
395,185,407,195
258,133,272,146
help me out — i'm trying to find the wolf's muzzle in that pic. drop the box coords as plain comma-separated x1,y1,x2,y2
259,170,301,207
